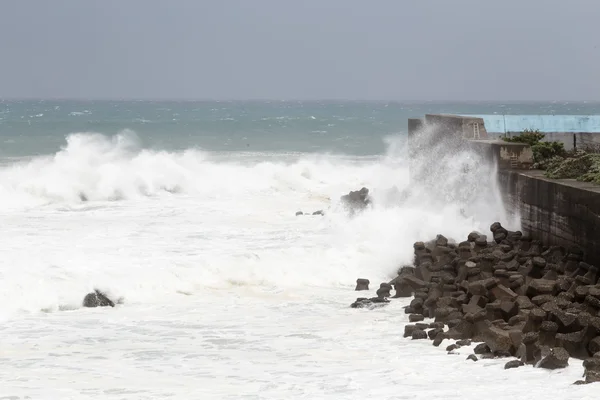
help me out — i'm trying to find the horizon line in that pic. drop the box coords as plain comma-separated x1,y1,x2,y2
2,97,600,103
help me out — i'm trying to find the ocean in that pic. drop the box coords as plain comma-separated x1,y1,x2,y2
0,100,597,399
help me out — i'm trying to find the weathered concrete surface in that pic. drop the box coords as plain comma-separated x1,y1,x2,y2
468,140,534,170
424,114,489,140
498,169,600,266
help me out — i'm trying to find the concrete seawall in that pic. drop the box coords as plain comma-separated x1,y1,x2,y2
499,169,600,266
408,113,600,264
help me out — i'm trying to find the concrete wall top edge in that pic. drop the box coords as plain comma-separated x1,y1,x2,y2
516,169,600,194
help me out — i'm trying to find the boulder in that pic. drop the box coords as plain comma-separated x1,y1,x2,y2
404,325,417,338
350,297,389,309
428,327,444,340
83,290,115,308
504,360,525,369
474,343,491,354
432,332,446,347
355,278,370,291
376,283,392,298
392,279,413,298
409,314,425,322
411,329,428,340
535,346,570,369
446,344,460,352
340,187,371,213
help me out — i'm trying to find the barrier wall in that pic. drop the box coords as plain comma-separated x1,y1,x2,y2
408,113,600,266
467,115,600,134
498,170,600,266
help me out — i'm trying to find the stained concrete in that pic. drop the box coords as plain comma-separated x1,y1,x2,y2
498,169,600,266
467,140,533,170
424,114,489,140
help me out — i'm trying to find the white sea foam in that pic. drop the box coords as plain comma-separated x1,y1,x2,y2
0,129,515,314
1,130,591,399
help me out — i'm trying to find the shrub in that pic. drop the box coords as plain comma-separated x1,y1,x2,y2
577,154,600,184
503,129,545,146
545,154,595,179
503,129,565,165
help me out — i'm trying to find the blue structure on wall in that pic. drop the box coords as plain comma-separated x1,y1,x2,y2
465,115,600,134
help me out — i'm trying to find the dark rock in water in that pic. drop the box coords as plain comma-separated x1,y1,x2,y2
404,324,417,338
505,360,525,370
415,322,429,330
446,344,460,352
295,211,303,216
474,343,491,354
432,332,447,347
340,187,371,213
355,278,370,291
429,322,445,329
536,346,569,369
392,279,413,298
428,327,444,340
409,314,425,322
83,290,115,308
376,282,392,298
412,329,428,340
467,354,478,362
350,297,390,309
400,220,600,369
312,210,324,216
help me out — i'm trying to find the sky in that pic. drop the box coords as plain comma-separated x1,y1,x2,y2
0,0,599,101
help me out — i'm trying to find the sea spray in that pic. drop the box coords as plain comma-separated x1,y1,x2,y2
0,129,513,317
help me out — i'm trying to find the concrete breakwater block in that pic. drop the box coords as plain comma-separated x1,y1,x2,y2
350,220,600,384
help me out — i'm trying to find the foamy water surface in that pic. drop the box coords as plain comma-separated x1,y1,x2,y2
0,132,595,399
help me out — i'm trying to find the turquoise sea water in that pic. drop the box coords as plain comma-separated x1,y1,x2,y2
2,100,599,158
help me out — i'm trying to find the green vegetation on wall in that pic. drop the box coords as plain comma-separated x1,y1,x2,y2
502,130,600,183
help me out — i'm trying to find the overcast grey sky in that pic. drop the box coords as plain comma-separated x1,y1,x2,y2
0,0,599,101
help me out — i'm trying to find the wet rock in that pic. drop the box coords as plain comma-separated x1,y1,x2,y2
555,329,589,359
517,332,540,364
466,354,478,362
392,279,413,298
376,283,392,298
456,339,472,347
409,314,425,322
536,346,570,369
428,328,444,340
412,329,428,340
404,325,417,338
83,290,115,308
504,360,525,370
295,211,303,216
355,278,370,291
474,343,491,354
350,297,389,309
432,332,446,347
429,321,445,329
446,344,460,352
340,187,371,213
414,322,429,330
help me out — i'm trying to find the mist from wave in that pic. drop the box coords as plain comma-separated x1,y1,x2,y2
0,129,514,318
